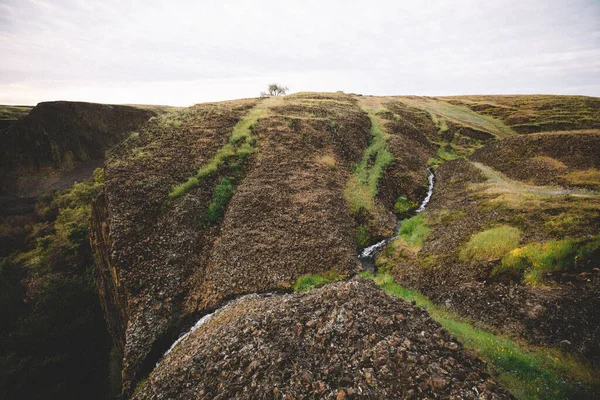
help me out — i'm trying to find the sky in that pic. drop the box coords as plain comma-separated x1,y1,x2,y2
0,0,599,106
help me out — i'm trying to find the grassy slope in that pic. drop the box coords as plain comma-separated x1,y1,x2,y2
0,105,33,120
366,95,600,398
396,96,516,137
441,95,600,133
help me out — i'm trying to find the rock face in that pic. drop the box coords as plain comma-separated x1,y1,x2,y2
90,98,261,393
1,101,155,170
135,278,513,400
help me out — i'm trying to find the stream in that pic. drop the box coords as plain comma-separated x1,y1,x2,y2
358,168,435,273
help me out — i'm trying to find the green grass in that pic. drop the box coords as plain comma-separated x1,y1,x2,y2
293,270,342,292
361,272,598,399
0,105,32,120
344,108,393,213
356,225,370,248
397,213,430,248
460,225,521,262
168,101,269,202
205,178,235,224
495,238,600,285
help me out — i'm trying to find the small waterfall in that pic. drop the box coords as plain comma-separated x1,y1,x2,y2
358,168,435,270
157,292,278,367
157,312,218,367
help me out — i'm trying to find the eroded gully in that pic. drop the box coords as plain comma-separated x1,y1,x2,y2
358,168,435,273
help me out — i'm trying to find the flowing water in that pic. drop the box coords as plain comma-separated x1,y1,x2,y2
157,293,277,366
358,168,435,272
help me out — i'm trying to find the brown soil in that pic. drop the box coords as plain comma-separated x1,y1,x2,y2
135,278,513,400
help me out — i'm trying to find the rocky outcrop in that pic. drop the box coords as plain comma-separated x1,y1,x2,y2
135,278,512,399
90,94,378,394
187,93,370,312
376,99,437,208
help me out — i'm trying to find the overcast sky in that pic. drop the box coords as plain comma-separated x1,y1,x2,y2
1,0,599,106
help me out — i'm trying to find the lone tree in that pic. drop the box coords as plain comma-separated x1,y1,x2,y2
261,83,289,97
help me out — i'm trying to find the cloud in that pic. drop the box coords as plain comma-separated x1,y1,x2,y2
0,0,598,105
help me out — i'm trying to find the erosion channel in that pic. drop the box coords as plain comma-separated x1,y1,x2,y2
359,168,435,273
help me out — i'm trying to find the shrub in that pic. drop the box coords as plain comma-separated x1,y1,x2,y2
428,146,463,166
394,195,418,214
460,225,521,262
293,275,329,292
356,225,369,248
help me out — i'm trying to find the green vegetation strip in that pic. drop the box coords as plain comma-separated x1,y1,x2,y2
361,272,597,400
344,107,393,212
168,101,269,202
293,270,343,292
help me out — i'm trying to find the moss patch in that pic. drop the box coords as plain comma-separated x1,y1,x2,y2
293,270,342,292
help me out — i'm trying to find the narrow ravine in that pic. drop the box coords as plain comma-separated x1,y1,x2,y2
358,168,435,272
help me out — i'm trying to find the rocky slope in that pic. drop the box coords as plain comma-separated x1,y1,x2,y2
81,93,600,397
135,278,513,399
